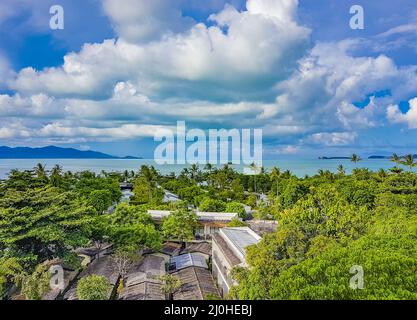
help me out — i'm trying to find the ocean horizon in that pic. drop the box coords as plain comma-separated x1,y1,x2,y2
0,158,414,179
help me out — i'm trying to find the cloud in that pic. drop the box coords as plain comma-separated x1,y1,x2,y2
11,0,310,102
1,0,417,152
305,132,358,147
387,97,417,128
102,0,194,43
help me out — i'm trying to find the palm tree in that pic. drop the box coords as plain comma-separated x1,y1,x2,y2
204,163,213,172
401,154,416,171
351,154,361,164
270,167,280,197
389,166,403,174
337,164,345,175
50,165,63,187
190,164,199,182
34,163,47,179
390,153,401,164
249,162,260,193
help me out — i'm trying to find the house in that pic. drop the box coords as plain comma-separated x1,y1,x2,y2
161,242,182,257
118,254,167,300
247,220,278,235
121,189,134,203
180,242,211,259
63,254,119,300
172,267,219,300
211,227,261,297
147,210,238,238
163,191,181,203
169,253,208,272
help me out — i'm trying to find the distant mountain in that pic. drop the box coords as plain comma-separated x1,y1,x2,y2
0,146,142,159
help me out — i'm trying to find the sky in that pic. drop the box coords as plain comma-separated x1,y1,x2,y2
0,0,416,159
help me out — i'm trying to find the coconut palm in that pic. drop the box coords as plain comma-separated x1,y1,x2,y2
204,163,213,172
351,154,362,164
390,153,401,164
249,162,260,193
337,164,346,175
49,165,63,187
34,163,47,180
401,154,416,171
389,166,403,174
270,167,280,197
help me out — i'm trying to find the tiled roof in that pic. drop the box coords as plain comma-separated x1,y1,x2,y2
173,267,219,300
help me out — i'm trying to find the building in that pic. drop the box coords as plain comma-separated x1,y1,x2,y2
247,220,278,235
211,227,261,297
147,210,238,238
118,254,167,300
63,254,119,300
180,242,211,259
172,267,219,300
168,253,219,300
163,191,181,203
169,253,208,272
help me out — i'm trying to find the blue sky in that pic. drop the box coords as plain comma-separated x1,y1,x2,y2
0,0,416,159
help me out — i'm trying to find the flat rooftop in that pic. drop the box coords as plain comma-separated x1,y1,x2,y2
220,227,261,258
147,210,238,222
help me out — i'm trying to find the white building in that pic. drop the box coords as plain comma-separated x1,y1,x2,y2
211,227,261,297
147,210,238,238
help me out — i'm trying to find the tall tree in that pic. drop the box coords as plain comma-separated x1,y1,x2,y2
401,154,416,171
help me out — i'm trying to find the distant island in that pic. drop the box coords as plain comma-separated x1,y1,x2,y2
320,155,417,160
319,157,351,160
0,146,142,159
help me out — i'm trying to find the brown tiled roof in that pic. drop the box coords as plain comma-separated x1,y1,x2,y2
173,267,219,300
119,273,165,300
247,220,278,235
63,255,119,300
118,254,167,300
180,242,212,256
212,233,241,267
162,242,182,256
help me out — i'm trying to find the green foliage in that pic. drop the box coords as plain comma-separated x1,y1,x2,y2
0,187,96,265
0,257,22,298
161,209,198,241
198,198,226,212
177,186,205,205
16,263,51,300
232,179,417,300
225,202,247,219
269,234,417,299
159,274,181,299
228,218,248,227
205,293,222,300
77,274,111,300
110,203,153,225
87,189,113,213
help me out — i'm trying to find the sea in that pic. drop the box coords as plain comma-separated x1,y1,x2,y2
0,158,414,179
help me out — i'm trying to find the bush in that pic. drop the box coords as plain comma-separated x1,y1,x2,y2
226,202,247,219
77,275,111,300
199,198,226,212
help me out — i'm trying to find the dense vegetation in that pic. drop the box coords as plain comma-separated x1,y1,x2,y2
1,158,417,300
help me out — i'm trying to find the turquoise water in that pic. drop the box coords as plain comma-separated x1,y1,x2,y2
0,158,413,179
